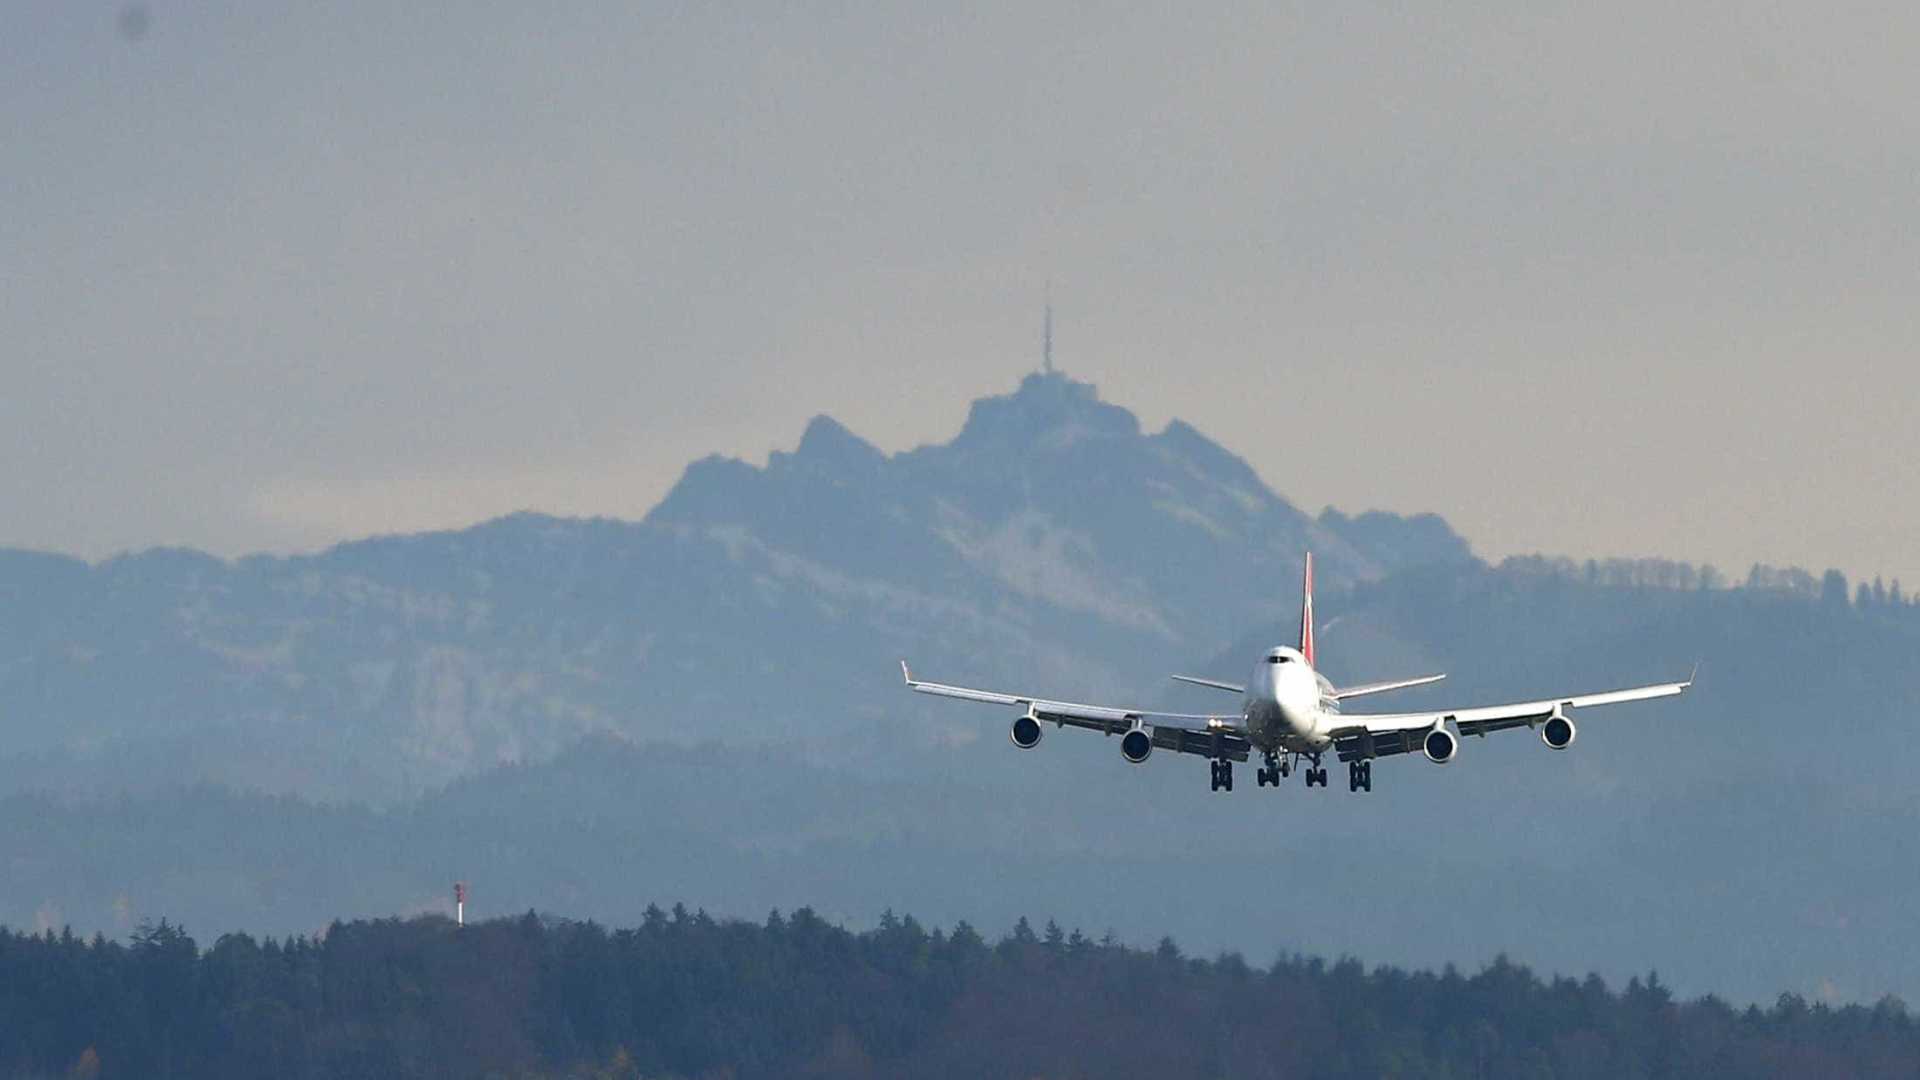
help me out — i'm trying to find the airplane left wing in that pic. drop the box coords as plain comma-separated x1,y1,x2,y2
1327,672,1694,761
901,662,1252,761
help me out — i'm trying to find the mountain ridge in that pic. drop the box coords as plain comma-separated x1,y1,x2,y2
7,376,1920,1002
0,373,1468,803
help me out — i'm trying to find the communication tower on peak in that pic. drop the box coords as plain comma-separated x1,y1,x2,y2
454,882,467,927
1041,284,1055,375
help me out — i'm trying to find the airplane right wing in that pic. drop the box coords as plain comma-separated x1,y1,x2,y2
902,662,1253,761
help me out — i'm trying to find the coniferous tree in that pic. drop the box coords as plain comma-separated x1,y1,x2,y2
1822,569,1850,609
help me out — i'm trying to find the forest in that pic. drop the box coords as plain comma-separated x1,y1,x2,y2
2,907,1915,1079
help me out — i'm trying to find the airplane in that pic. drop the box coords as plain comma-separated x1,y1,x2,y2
901,553,1692,793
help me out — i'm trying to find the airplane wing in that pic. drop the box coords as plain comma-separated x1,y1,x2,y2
902,662,1253,761
1326,671,1694,762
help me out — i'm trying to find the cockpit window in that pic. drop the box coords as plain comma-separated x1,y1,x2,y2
1267,656,1289,664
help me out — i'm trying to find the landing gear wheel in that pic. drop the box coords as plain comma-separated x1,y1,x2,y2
1209,760,1233,792
1305,766,1328,788
1348,761,1373,792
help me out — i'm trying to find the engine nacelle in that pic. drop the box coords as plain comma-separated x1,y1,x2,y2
1541,712,1576,750
1120,728,1154,764
1423,725,1458,765
1010,714,1043,749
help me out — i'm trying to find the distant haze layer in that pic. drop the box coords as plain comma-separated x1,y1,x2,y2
4,5,1918,585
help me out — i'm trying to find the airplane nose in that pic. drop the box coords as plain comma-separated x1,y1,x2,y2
1270,667,1308,732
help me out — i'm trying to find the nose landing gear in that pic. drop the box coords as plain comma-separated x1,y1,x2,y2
1255,752,1301,788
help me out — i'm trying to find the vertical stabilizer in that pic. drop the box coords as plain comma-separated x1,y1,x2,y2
1299,552,1316,666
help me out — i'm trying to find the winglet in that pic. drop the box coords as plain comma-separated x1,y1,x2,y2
1684,661,1700,688
900,660,913,685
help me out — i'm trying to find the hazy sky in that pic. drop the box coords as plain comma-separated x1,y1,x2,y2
5,3,1917,584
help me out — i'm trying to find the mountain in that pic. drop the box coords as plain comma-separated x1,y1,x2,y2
9,557,1920,1003
11,371,1920,1005
0,373,1465,802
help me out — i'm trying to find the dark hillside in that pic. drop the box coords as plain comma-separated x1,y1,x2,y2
0,910,1912,1079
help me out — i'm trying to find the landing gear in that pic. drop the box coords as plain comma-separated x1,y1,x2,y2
1256,752,1282,788
1209,759,1234,792
1348,760,1373,793
1301,752,1327,788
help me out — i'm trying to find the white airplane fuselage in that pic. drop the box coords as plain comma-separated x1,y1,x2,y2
1240,646,1338,752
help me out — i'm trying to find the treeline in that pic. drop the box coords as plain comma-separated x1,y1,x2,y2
1495,554,1918,612
2,911,1917,1079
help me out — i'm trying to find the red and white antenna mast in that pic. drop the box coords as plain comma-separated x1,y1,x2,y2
454,881,467,927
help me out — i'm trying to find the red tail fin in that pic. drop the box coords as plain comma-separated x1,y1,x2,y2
1299,552,1315,666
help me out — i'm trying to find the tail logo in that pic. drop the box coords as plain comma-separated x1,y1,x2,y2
1300,552,1316,666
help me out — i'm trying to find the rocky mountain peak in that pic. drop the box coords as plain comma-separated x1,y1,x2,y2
789,414,885,471
952,372,1141,451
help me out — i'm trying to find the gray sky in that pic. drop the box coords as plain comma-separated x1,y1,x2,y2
5,3,1917,585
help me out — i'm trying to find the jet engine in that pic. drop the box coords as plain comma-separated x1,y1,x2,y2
1541,712,1576,750
1010,714,1043,749
1120,728,1154,764
1422,725,1458,765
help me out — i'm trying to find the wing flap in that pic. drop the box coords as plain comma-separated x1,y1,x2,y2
1154,726,1252,762
1332,726,1421,762
1457,713,1546,738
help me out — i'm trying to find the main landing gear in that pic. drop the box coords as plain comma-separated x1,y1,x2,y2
1255,751,1332,789
1209,759,1234,792
1348,760,1373,793
1239,752,1372,792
